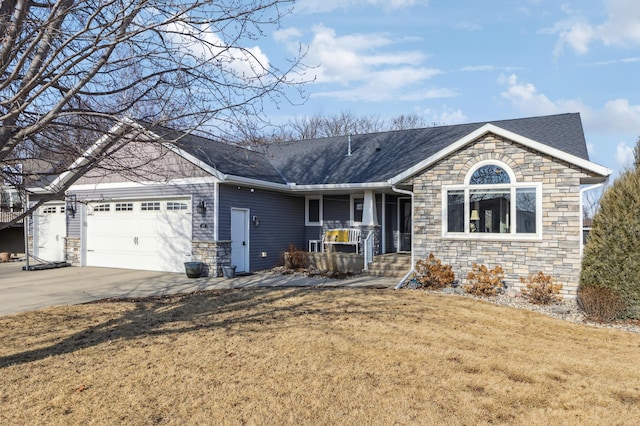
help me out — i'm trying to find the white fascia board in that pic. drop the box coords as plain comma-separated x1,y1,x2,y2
26,186,54,194
68,176,219,192
487,124,612,176
222,174,292,191
46,120,131,192
289,182,390,191
388,123,612,185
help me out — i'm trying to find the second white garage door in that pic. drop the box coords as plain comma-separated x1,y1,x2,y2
85,199,192,273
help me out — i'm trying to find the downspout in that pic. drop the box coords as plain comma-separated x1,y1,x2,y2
391,185,414,289
579,182,606,257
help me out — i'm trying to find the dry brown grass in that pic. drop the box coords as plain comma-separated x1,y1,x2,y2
1,288,640,425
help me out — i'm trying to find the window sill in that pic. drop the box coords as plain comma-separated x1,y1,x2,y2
442,233,543,242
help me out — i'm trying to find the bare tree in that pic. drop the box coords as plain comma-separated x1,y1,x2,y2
0,0,305,227
389,113,428,130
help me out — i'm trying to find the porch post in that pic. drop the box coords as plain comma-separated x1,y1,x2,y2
362,190,378,226
361,190,381,256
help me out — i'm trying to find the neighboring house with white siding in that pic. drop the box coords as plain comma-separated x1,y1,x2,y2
29,113,611,296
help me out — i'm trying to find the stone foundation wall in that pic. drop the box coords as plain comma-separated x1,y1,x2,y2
65,237,81,265
410,134,599,298
359,225,381,256
191,240,232,277
308,252,364,274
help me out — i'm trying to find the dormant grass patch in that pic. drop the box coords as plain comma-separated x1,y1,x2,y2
1,288,640,425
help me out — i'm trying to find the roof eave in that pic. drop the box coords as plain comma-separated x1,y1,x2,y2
388,123,612,185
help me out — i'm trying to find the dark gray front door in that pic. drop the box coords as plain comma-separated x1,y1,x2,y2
399,198,411,252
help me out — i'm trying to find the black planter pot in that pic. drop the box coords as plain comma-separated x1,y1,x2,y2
184,261,204,278
222,265,237,279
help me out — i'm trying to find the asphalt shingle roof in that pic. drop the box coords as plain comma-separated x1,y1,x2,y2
264,113,590,185
147,125,287,184
148,113,591,186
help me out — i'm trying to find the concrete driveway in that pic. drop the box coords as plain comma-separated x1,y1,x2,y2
0,262,397,316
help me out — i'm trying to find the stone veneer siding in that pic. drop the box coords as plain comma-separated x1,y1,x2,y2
191,240,231,277
358,225,381,256
65,237,81,265
411,134,599,298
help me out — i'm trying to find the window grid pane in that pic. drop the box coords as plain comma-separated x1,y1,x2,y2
516,188,537,233
115,203,133,212
167,202,188,211
447,190,464,232
353,198,364,223
141,202,160,211
308,199,320,223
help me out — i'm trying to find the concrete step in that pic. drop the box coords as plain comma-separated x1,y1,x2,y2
362,254,412,278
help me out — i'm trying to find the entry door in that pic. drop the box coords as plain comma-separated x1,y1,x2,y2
35,204,66,262
398,198,412,252
231,208,249,272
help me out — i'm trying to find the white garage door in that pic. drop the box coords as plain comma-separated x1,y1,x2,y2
35,203,66,262
86,199,192,273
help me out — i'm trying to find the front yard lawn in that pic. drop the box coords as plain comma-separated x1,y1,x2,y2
1,288,639,424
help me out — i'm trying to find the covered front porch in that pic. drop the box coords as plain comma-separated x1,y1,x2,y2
303,188,413,259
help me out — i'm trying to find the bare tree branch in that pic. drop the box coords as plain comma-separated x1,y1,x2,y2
0,0,306,229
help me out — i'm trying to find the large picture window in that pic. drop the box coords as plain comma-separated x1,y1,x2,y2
443,161,541,239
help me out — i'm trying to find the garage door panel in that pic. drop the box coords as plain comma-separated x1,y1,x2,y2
35,204,66,262
86,199,192,273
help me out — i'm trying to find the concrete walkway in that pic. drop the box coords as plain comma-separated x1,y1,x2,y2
0,262,398,316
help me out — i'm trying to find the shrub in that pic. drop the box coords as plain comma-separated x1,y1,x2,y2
464,263,504,296
577,286,627,323
580,139,640,318
413,253,455,289
520,271,562,305
283,244,308,270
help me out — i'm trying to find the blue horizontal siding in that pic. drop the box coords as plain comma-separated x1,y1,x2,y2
218,184,305,271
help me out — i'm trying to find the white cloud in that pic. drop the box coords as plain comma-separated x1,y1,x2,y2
417,107,468,126
273,27,302,42
550,0,640,55
454,22,482,31
295,0,428,14
277,24,450,102
165,22,270,79
616,142,634,169
499,74,640,135
461,65,523,72
591,56,640,65
498,74,561,115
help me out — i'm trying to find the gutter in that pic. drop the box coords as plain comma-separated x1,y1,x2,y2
391,185,415,289
579,182,606,257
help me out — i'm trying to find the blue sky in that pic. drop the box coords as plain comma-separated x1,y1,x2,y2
251,0,640,175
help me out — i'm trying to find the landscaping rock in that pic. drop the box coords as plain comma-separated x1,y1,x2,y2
507,289,521,298
550,305,571,315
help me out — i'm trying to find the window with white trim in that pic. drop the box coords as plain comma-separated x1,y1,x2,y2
115,203,133,211
141,202,160,211
305,196,323,226
93,204,110,212
443,161,541,238
167,201,188,211
350,195,364,225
